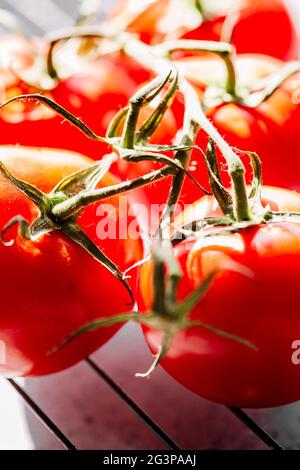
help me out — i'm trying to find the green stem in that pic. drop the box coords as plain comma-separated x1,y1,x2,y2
179,77,252,221
156,39,237,95
52,165,175,220
123,37,249,221
230,167,251,222
106,106,129,139
45,26,119,78
246,61,300,107
162,120,199,224
121,70,173,149
121,104,140,149
0,94,108,145
205,140,233,217
195,0,204,15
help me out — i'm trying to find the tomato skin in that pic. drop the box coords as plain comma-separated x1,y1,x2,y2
0,146,143,377
51,54,151,155
139,188,300,408
115,0,298,61
0,35,177,231
173,54,300,203
122,54,300,209
182,0,298,61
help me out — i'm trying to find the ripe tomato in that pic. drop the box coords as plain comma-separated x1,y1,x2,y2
51,53,152,155
116,54,300,210
0,36,150,159
139,187,300,408
114,0,298,61
181,0,298,61
173,54,300,203
0,146,143,377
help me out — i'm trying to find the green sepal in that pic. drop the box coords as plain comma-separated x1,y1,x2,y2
51,154,116,197
0,94,108,145
61,222,133,304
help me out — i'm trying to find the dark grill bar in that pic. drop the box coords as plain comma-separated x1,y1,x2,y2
7,379,77,450
4,362,285,451
228,408,284,451
86,358,181,451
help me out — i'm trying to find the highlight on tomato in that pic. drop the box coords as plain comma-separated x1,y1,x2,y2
0,146,143,377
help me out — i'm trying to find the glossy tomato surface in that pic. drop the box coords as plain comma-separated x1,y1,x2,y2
0,146,143,377
114,0,298,61
0,36,150,160
175,54,300,203
139,188,300,408
182,0,298,61
119,54,300,209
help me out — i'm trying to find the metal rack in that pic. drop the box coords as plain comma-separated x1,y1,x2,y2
6,358,284,451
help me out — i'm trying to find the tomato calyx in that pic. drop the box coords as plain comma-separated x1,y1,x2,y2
0,73,209,303
0,88,204,193
52,231,256,373
173,140,300,244
0,68,210,237
121,66,177,148
0,153,138,301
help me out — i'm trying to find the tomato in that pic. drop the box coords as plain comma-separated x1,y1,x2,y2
114,0,298,61
139,187,300,408
182,0,298,61
0,146,143,377
115,54,300,211
0,36,150,160
51,54,152,155
172,54,300,203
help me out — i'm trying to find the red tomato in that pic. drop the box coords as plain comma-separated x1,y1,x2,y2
114,0,298,61
174,54,300,203
51,54,152,154
182,0,298,61
116,54,300,211
0,146,143,377
139,188,300,408
0,36,150,159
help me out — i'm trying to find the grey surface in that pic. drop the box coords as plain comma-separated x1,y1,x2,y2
0,0,113,34
0,0,300,450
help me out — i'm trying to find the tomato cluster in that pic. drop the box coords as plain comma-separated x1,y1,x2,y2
113,0,298,60
0,1,299,410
